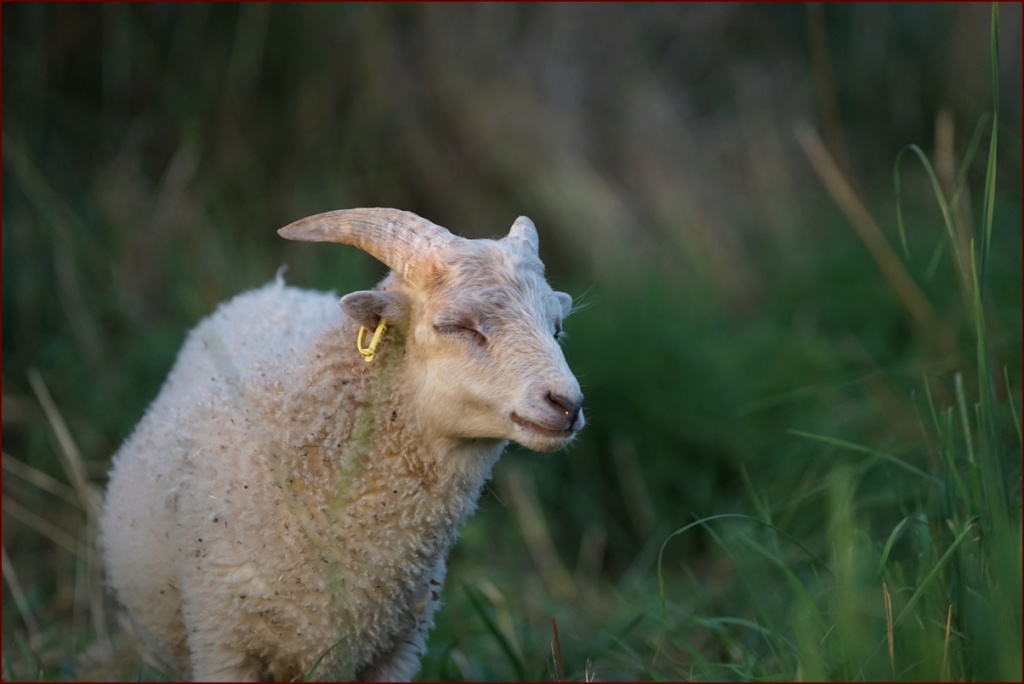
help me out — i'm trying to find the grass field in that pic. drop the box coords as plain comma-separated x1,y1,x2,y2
3,4,1021,681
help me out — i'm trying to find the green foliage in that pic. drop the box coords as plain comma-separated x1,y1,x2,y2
3,3,1020,681
639,8,1020,681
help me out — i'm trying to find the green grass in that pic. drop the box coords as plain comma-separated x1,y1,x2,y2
3,3,1020,681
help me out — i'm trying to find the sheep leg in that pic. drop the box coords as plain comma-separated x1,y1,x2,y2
357,557,447,682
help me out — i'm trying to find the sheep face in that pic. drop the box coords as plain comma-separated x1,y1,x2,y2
282,209,585,452
406,238,583,452
326,214,584,453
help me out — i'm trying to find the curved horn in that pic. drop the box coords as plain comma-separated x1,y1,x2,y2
505,216,539,254
278,208,455,280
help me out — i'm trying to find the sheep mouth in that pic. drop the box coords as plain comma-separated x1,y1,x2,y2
510,412,577,439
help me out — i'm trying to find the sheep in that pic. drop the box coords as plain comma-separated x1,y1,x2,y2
98,208,585,682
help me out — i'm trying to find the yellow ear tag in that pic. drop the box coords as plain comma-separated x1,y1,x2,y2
357,317,388,363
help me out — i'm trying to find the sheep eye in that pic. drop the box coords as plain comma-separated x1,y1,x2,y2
435,323,487,346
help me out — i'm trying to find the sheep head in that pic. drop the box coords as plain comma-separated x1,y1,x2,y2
278,208,584,452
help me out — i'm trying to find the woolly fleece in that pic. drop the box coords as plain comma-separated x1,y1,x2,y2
99,277,506,681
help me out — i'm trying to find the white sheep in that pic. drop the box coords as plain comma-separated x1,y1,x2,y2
98,208,585,681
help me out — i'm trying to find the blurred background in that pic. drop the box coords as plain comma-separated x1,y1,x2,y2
3,3,1021,681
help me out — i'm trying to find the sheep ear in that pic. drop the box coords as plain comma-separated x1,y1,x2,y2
506,216,539,254
340,291,407,329
554,291,573,317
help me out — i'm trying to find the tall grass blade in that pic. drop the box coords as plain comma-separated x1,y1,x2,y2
893,522,974,627
1002,367,1021,444
979,4,1000,290
461,582,528,681
800,123,938,333
302,634,350,681
952,114,991,205
2,452,82,506
788,429,939,483
876,516,912,576
893,145,966,285
953,373,977,469
941,603,953,681
882,580,894,675
27,369,101,521
657,514,832,609
549,617,565,682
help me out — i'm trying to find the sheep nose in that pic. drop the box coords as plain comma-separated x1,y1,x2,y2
547,392,583,426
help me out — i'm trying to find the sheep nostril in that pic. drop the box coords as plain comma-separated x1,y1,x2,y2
547,392,583,425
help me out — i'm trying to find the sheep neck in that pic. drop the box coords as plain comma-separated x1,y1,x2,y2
272,318,505,623
317,321,502,526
